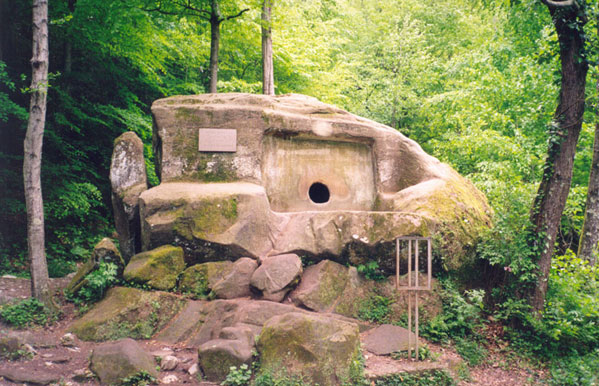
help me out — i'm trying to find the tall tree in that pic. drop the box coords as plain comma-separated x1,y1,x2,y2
528,0,589,313
141,0,248,93
24,0,50,301
578,15,599,266
261,0,274,95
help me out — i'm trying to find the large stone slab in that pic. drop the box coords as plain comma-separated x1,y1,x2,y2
149,93,491,270
110,131,148,261
257,312,362,386
139,182,273,264
362,324,417,355
69,287,185,341
90,338,158,385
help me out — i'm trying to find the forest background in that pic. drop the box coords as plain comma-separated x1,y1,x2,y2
1,0,599,383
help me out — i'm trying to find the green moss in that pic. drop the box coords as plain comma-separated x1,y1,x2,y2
179,261,232,299
172,197,238,241
70,287,186,341
123,245,185,290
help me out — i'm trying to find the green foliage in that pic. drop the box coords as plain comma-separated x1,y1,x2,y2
391,345,439,361
454,337,487,366
358,293,392,323
421,281,485,343
67,262,118,304
0,61,27,123
224,364,252,386
0,298,53,328
252,370,311,386
356,261,386,281
120,370,157,386
548,350,599,386
374,370,456,386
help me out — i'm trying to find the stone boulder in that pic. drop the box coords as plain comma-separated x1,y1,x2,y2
90,338,158,385
362,324,417,355
69,287,185,341
146,93,491,270
139,182,272,264
257,312,362,386
211,257,257,299
123,245,185,290
0,333,25,360
178,261,233,299
198,324,255,382
251,253,302,302
110,131,148,261
289,260,354,312
66,238,125,296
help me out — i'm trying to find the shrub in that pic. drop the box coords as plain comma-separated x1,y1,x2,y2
374,370,456,386
67,261,118,305
0,298,52,328
421,281,485,343
358,293,392,323
223,364,252,386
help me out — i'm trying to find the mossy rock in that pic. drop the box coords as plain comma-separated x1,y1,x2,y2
123,245,185,290
257,312,362,386
69,287,186,341
178,261,233,299
90,338,158,385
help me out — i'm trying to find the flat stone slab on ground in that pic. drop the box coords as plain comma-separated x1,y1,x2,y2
362,324,417,355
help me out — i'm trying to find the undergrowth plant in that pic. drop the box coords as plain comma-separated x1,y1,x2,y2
358,293,392,323
223,364,252,386
0,298,53,328
66,261,117,305
374,370,456,386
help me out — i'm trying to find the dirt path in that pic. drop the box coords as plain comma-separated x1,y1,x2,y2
0,276,545,385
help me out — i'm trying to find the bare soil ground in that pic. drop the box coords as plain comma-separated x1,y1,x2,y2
0,276,547,385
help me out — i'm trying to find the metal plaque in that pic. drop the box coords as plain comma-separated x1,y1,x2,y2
198,129,237,152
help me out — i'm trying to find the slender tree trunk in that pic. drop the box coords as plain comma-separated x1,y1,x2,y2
529,4,588,313
209,0,221,94
261,0,274,95
578,19,599,266
24,0,50,301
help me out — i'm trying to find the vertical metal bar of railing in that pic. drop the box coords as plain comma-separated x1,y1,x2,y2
396,236,432,361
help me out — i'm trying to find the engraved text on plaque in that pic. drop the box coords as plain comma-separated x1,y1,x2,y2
198,129,237,152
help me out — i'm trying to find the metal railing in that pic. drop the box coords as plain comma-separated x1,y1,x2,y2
395,236,432,360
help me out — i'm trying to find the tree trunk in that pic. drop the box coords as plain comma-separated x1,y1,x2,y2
529,4,588,313
209,0,221,94
578,19,599,266
261,0,274,95
24,0,50,301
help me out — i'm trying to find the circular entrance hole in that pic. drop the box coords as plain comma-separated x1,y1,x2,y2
309,182,330,204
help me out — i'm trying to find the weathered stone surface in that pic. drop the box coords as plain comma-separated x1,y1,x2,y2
0,334,24,359
289,260,351,312
257,312,362,386
362,324,417,355
211,257,257,299
110,131,148,261
251,253,302,302
139,182,273,264
148,93,491,269
123,245,185,290
69,287,185,341
178,261,233,299
161,355,179,371
66,238,125,295
0,367,59,385
198,339,253,382
90,338,158,385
